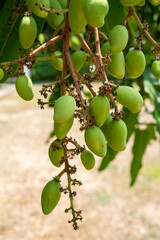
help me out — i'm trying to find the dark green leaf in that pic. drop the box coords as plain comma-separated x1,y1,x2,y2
98,144,117,171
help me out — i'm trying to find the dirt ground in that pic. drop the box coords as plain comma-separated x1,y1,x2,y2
0,84,160,240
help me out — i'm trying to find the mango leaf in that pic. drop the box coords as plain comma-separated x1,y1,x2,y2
98,109,138,171
130,124,157,186
104,0,124,32
144,70,160,133
0,0,45,83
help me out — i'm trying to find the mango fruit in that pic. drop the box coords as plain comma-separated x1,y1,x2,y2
69,32,83,50
126,49,146,79
69,0,87,34
80,150,95,170
89,96,110,127
54,95,76,123
151,60,160,79
27,0,50,18
41,180,61,215
84,0,109,28
109,25,128,54
71,50,87,72
15,75,34,101
51,51,63,71
148,0,160,5
116,86,143,113
137,0,145,6
54,116,74,139
19,16,37,49
48,140,64,167
85,125,106,157
106,119,127,151
0,68,4,81
120,0,142,6
100,113,112,140
47,0,64,29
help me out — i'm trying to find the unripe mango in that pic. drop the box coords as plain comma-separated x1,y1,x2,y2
137,0,145,6
80,150,95,170
69,32,83,50
58,0,67,8
54,116,74,139
106,119,127,151
84,0,109,28
15,75,34,101
126,49,146,79
71,51,87,72
0,68,4,81
51,51,63,71
27,0,50,18
100,113,112,140
19,16,37,49
48,140,64,167
41,180,61,215
120,0,141,6
85,125,106,157
69,0,87,34
109,25,128,54
89,96,110,127
116,86,143,113
47,0,64,29
54,95,76,123
148,0,160,6
151,60,160,79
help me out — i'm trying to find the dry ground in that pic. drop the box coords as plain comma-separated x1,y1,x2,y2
0,84,160,240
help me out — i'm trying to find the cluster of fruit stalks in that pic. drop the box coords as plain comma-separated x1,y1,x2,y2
0,0,160,230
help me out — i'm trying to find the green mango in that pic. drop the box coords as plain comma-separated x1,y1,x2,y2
116,86,143,113
48,140,64,167
137,0,145,6
148,0,160,5
85,125,107,157
71,50,87,72
151,60,160,79
41,180,61,215
15,75,34,101
27,0,50,18
47,0,64,29
69,32,83,51
84,0,109,28
38,33,45,44
0,68,4,81
106,119,127,151
51,51,63,71
54,95,76,123
54,116,74,139
19,16,37,49
80,150,95,170
58,0,67,8
120,0,142,6
109,25,128,54
89,96,110,127
126,49,146,79
69,0,87,34
100,113,112,140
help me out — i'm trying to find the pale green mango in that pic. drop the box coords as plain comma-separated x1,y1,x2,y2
151,60,160,79
27,0,50,18
51,51,63,71
106,119,127,151
19,16,37,49
48,140,64,167
69,0,87,34
148,0,160,5
69,32,83,50
84,0,109,28
71,50,87,72
47,0,64,29
100,113,112,140
120,0,141,5
137,0,145,6
80,150,95,170
54,95,76,123
109,25,128,54
0,68,4,81
54,116,74,139
116,86,143,113
15,75,34,101
41,180,61,215
85,125,106,157
126,49,146,79
89,96,110,127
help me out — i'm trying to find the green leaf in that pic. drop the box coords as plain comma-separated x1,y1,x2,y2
130,124,157,186
98,144,117,171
